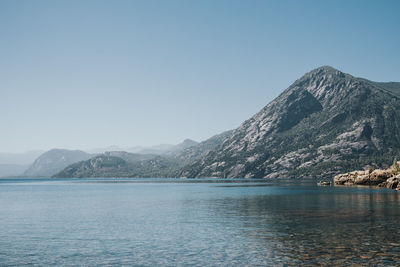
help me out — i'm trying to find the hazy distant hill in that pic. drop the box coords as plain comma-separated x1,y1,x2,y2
54,154,177,178
24,149,93,177
54,135,229,178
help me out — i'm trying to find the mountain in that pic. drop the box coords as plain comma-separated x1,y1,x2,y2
171,131,233,165
54,154,178,178
54,66,400,179
179,66,400,178
54,134,230,178
23,149,93,177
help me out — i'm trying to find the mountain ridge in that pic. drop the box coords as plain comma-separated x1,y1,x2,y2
54,66,400,179
54,133,229,178
179,66,400,178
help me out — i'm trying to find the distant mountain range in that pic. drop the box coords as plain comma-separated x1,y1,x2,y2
54,134,228,178
0,139,199,177
6,138,197,178
9,66,400,179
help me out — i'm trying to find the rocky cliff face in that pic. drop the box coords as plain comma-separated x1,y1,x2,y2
179,66,400,178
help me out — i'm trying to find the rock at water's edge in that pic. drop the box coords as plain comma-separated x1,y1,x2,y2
334,162,400,190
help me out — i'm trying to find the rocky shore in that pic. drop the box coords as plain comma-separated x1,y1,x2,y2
334,161,400,190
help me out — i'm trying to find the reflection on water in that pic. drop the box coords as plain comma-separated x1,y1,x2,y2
211,188,400,265
0,179,399,266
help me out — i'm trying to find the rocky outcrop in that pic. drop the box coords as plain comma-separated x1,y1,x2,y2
378,176,400,189
334,161,400,190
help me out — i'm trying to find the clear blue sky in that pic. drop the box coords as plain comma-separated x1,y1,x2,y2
1,0,399,153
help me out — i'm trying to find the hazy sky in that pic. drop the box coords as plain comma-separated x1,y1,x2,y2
1,0,399,153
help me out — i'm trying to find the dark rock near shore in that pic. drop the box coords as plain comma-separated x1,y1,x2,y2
378,175,400,189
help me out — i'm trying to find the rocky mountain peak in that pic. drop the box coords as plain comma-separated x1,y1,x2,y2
308,65,342,75
298,66,348,83
289,66,356,108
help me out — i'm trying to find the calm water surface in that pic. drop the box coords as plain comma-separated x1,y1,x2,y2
1,178,400,266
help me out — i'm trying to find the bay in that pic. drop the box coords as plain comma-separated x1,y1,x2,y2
1,178,399,266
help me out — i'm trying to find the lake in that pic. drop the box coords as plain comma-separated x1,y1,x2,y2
1,178,400,266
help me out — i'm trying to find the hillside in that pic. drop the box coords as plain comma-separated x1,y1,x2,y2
54,133,231,178
23,149,93,177
55,66,400,179
179,66,400,178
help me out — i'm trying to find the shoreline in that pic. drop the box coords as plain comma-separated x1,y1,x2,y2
334,161,400,190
